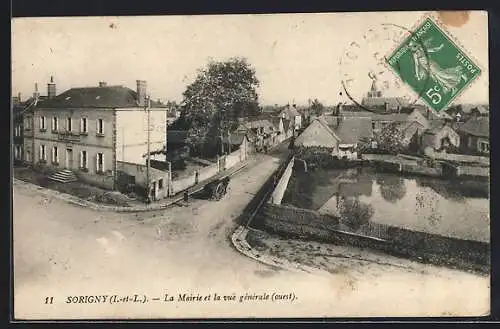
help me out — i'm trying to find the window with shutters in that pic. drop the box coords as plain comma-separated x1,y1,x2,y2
39,116,46,131
97,119,104,136
96,152,104,173
80,150,88,170
80,117,88,134
67,117,72,132
52,146,59,164
52,117,59,132
39,144,46,162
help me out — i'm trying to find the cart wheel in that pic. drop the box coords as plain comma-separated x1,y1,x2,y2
213,182,225,200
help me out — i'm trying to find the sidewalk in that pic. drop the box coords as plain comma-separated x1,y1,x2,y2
14,159,252,213
231,226,329,276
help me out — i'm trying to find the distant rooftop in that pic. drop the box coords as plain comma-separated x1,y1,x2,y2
458,117,489,138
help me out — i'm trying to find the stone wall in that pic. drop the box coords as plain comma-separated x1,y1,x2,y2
255,203,489,272
401,162,443,177
433,151,490,165
268,156,295,205
456,164,490,177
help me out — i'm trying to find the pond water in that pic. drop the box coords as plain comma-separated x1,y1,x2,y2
281,167,490,243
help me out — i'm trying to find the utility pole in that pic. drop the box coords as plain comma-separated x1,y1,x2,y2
220,109,225,155
146,95,151,203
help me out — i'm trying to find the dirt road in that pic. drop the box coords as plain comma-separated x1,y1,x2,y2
13,153,489,319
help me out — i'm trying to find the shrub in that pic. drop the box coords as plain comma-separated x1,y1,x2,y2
295,146,335,167
338,199,374,231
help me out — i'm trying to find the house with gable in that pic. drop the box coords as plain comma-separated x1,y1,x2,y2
336,108,429,136
421,120,461,153
456,116,489,155
278,104,302,130
335,117,373,160
241,115,284,151
294,115,374,159
294,116,341,155
282,118,294,140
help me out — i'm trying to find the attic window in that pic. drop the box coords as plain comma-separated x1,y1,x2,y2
65,96,71,100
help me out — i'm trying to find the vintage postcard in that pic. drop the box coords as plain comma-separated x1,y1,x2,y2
12,10,490,320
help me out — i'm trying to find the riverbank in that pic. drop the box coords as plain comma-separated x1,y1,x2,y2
295,151,489,180
362,153,490,179
252,203,489,274
245,229,489,277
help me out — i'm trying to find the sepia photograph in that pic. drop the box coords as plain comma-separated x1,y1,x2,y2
12,10,490,319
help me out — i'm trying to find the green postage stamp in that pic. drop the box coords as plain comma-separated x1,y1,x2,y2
386,16,482,113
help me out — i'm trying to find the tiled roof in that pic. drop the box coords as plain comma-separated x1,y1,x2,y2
335,118,373,144
315,117,341,141
458,117,489,138
244,116,277,133
361,96,408,108
13,96,44,115
269,116,283,129
472,105,489,114
403,121,425,140
401,105,450,119
339,111,412,122
321,115,339,129
37,86,167,109
282,118,291,131
294,117,340,148
280,107,301,118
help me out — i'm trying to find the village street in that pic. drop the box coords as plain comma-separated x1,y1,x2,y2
14,149,489,319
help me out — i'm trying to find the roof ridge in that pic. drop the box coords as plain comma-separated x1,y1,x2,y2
315,117,340,141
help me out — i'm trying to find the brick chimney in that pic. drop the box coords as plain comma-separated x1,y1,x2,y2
99,81,107,87
33,82,40,99
136,80,147,106
47,76,56,99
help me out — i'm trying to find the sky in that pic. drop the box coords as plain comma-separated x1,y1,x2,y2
12,11,489,106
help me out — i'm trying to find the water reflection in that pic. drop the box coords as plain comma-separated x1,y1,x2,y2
376,175,407,203
282,166,490,243
338,198,374,231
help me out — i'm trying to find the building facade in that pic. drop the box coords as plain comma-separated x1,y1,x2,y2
24,79,168,191
457,116,489,155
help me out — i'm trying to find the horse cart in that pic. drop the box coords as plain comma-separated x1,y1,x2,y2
203,176,231,201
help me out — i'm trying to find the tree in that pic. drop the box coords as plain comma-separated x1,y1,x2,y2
338,198,374,231
310,98,325,117
374,122,407,154
376,175,407,203
172,57,260,140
